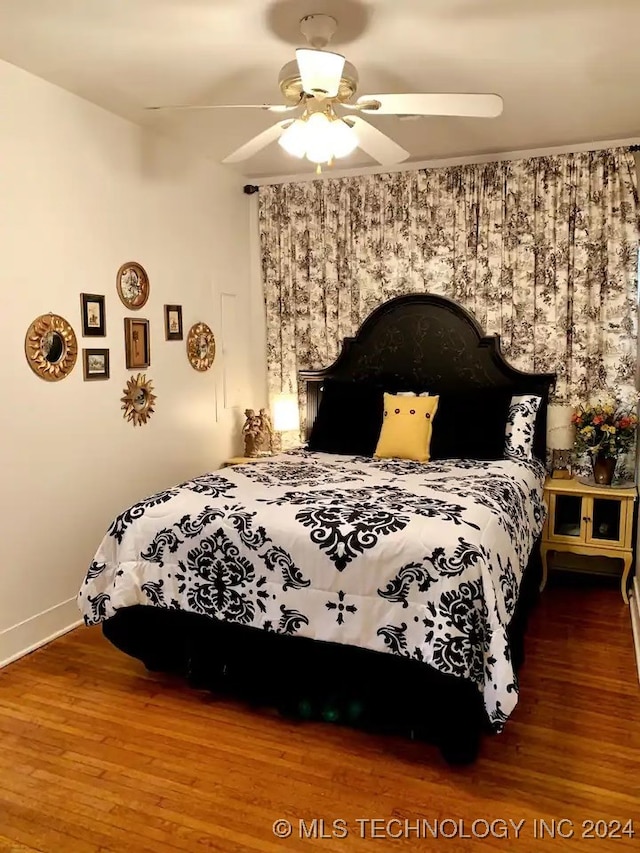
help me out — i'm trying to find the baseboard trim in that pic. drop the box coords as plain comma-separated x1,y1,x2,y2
630,578,640,685
0,597,82,669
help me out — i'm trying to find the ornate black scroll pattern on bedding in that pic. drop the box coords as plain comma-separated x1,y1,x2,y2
434,580,490,685
179,474,239,499
264,604,310,635
262,485,480,571
262,546,311,591
86,561,107,580
420,473,535,562
141,579,166,606
378,579,490,686
356,459,455,477
378,538,484,607
108,488,182,543
175,530,268,624
107,478,237,545
237,460,365,487
141,506,269,567
85,592,111,622
378,562,438,605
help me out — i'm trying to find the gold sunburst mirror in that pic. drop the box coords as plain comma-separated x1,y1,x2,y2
121,373,156,426
186,322,216,371
25,313,78,381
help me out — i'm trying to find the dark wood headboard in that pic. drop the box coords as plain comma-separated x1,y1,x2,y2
298,293,556,461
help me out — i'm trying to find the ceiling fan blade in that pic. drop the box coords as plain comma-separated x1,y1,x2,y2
222,121,291,164
347,116,410,165
145,103,298,113
352,93,504,118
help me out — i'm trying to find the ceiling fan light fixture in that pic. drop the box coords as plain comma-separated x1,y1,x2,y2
295,48,345,99
304,112,335,163
278,118,308,158
330,118,358,158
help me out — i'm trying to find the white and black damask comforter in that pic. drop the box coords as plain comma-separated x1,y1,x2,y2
78,450,546,728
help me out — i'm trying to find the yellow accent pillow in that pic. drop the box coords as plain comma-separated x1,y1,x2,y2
374,393,440,462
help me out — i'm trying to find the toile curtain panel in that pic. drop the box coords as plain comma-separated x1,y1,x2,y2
259,148,639,427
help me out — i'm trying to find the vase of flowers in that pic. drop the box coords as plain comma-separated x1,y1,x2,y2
571,400,638,485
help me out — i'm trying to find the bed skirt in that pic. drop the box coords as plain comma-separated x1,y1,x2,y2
102,539,543,764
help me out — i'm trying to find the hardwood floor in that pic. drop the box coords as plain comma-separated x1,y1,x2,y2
1,579,639,852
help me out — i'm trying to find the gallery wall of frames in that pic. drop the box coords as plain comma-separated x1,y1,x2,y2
24,261,217,427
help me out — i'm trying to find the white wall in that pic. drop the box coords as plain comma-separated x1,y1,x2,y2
0,60,267,665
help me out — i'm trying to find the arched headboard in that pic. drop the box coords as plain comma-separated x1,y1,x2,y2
298,293,556,461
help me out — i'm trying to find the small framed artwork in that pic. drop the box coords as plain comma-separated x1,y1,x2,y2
164,304,183,341
83,348,110,381
80,293,106,337
124,318,150,369
116,261,149,310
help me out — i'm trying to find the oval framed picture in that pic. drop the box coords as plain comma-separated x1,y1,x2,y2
186,322,216,371
116,261,149,310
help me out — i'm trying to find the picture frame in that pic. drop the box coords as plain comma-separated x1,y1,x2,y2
116,261,149,310
164,304,183,341
80,293,106,337
186,322,216,372
83,348,110,381
124,317,150,369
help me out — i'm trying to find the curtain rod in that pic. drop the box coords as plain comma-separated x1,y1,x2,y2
245,145,640,192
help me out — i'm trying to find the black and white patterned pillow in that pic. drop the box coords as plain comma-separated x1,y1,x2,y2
504,394,541,460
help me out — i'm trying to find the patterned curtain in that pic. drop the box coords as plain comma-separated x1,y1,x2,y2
259,148,639,426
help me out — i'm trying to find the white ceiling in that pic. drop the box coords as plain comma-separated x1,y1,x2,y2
1,0,640,179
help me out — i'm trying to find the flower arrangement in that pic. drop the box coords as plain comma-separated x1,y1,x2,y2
571,400,638,459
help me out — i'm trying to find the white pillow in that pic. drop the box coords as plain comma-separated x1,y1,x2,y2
395,391,431,397
505,394,541,460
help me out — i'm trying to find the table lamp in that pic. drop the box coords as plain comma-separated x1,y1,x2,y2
272,393,301,451
547,404,574,479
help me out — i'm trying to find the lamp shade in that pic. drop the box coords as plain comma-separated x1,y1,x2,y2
330,118,358,157
278,119,308,158
273,393,301,432
547,404,575,449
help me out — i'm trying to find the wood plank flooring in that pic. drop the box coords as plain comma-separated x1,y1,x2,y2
1,577,639,852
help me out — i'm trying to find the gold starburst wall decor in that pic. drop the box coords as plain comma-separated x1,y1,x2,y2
121,373,156,427
24,313,78,381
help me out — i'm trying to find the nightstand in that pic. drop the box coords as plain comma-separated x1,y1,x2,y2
223,456,272,467
541,477,637,602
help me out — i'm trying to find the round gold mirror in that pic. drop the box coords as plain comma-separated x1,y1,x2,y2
121,373,156,426
25,314,78,381
186,322,216,371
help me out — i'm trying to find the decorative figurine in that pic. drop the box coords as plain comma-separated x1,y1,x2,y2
258,408,274,455
242,407,275,457
242,409,261,457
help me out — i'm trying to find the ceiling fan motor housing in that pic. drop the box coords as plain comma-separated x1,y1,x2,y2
278,59,359,104
299,14,337,48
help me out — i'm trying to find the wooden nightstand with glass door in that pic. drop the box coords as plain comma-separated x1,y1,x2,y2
541,478,637,603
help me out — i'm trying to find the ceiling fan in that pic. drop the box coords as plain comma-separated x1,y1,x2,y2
147,14,503,170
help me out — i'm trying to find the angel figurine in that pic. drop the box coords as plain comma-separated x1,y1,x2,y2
242,409,261,457
257,408,274,455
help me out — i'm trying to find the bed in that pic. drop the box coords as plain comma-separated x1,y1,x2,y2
78,293,555,763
